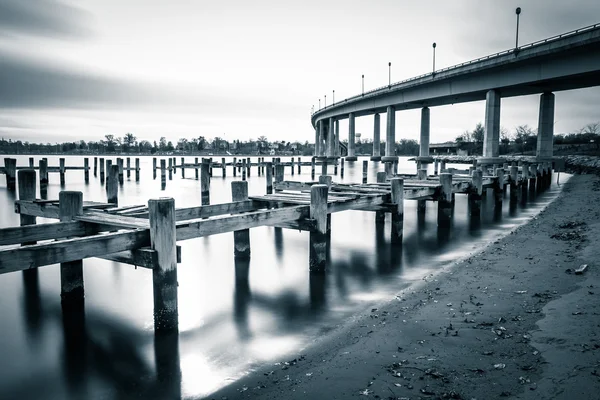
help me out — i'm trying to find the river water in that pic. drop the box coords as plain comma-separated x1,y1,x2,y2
0,155,568,399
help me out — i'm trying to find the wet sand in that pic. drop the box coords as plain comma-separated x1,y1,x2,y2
209,174,600,400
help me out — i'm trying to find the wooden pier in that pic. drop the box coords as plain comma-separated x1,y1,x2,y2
0,156,556,332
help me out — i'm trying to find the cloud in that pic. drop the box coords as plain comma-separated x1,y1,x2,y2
0,0,91,38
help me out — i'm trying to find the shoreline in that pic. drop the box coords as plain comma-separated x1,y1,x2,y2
209,173,600,400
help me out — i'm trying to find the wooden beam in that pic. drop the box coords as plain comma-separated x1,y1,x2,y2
98,245,181,268
15,200,60,219
176,205,310,240
74,213,150,229
125,200,261,220
327,194,388,213
0,229,150,274
0,221,97,246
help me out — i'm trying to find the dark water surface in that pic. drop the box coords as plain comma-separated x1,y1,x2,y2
0,155,568,399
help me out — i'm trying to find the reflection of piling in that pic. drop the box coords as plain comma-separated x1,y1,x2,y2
181,158,185,178
375,172,387,223
266,162,273,194
201,159,210,205
434,159,438,175
437,173,453,226
362,160,368,183
298,157,302,174
291,157,295,176
390,178,404,243
107,165,119,206
309,184,329,272
100,157,105,183
232,181,251,259
59,191,85,306
94,157,98,177
149,198,179,332
469,169,483,217
222,158,226,178
509,165,518,204
529,165,537,196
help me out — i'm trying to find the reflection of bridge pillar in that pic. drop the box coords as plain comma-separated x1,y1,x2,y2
346,113,357,161
327,117,335,157
371,113,381,161
479,89,503,165
536,92,555,160
382,106,397,162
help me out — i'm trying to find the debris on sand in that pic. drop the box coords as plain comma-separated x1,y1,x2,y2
566,264,590,274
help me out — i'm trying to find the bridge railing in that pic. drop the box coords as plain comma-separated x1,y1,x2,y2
312,22,600,117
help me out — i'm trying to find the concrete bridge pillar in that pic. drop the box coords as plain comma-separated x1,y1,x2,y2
335,120,340,157
416,107,433,167
382,106,397,162
318,120,327,156
327,117,335,157
536,92,555,160
371,113,381,161
314,124,320,156
347,113,357,161
479,89,503,165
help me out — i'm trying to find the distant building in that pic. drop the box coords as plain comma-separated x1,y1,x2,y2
430,141,475,156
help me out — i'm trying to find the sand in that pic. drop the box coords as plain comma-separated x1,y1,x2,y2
208,174,600,400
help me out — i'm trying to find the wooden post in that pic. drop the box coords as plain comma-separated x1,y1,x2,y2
28,157,34,168
59,191,84,305
39,159,48,187
237,158,241,173
94,157,98,177
291,157,295,176
59,158,65,186
309,184,329,272
107,165,119,205
340,157,344,178
318,175,332,187
3,158,15,190
376,172,387,223
106,159,112,186
440,160,446,173
536,164,543,192
494,168,504,207
222,157,226,178
311,157,316,179
201,159,210,205
84,158,89,183
434,159,439,175
195,157,199,180
390,178,404,243
18,170,39,303
275,164,284,183
529,164,537,194
242,159,247,181
469,169,483,217
153,157,157,179
117,158,124,184
209,158,213,177
181,157,185,178
168,158,173,180
246,157,251,177
233,157,237,177
298,157,302,174
417,168,427,180
99,157,105,183
148,198,178,331
266,162,273,194
161,159,166,190
127,157,131,179
438,173,453,225
393,160,398,176
334,158,338,175
509,165,518,204
135,158,140,181
520,162,529,200
232,181,251,259
172,157,177,173
362,160,368,184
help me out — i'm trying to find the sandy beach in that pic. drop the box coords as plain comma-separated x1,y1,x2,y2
209,173,600,400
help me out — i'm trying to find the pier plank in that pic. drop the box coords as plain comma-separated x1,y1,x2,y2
0,221,93,246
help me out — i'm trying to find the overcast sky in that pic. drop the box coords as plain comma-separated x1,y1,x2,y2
0,0,599,145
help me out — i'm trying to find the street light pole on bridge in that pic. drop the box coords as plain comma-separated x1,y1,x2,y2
388,62,391,88
515,7,522,50
432,42,437,75
362,74,364,96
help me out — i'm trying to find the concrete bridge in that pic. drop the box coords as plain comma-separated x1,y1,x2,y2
311,23,600,166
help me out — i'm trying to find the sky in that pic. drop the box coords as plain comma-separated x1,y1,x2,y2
0,0,599,145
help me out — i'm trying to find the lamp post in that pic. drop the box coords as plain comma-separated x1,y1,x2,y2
333,89,335,104
432,42,437,74
362,74,364,96
319,99,321,110
388,62,391,88
515,7,522,49
324,94,327,107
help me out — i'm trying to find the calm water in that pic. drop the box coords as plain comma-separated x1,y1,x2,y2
0,155,568,399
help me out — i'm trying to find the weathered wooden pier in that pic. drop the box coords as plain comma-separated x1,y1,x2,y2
0,156,555,332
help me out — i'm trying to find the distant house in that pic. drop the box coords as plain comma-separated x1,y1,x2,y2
430,141,475,156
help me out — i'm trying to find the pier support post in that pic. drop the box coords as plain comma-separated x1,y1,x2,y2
416,107,433,169
340,158,344,178
39,159,48,188
201,159,210,205
59,158,65,186
434,159,439,175
160,160,166,190
222,158,226,178
127,157,131,179
438,173,453,226
494,168,504,210
375,172,387,223
179,158,185,178
371,113,381,161
311,157,316,179
135,158,140,181
153,157,157,179
242,159,247,181
309,184,329,272
390,178,404,243
469,169,483,217
275,164,284,184
362,160,368,184
18,169,38,275
315,123,321,157
291,157,295,176
298,157,302,174
100,157,105,183
149,198,179,332
417,169,427,180
509,165,518,204
84,158,89,183
321,159,328,176
233,157,237,177
117,158,124,184
520,162,529,202
59,191,85,306
107,165,119,205
529,164,537,196
168,158,173,180
194,158,199,179
382,106,397,163
28,157,34,167
266,162,273,194
94,157,98,177
246,157,251,177
536,92,555,160
232,181,251,259
346,113,357,161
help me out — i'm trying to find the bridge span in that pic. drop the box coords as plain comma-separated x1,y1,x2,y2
311,23,600,165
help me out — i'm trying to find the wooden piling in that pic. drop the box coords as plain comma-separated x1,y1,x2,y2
529,164,537,194
362,160,368,183
59,191,85,305
434,159,439,175
39,159,48,187
28,157,34,168
417,168,427,180
222,157,226,178
153,157,157,179
168,158,173,180
266,162,273,194
440,160,446,173
201,159,210,205
242,159,247,181
233,157,237,177
135,158,140,181
291,157,295,176
127,157,131,179
18,170,38,281
521,162,529,199
334,158,338,175
469,169,483,217
246,157,251,177
509,165,518,203
298,157,302,174
195,157,199,180
107,165,119,205
99,157,105,183
309,184,329,272
59,158,65,186
232,181,251,259
117,158,124,184
275,164,284,183
376,172,387,223
83,158,89,183
181,157,185,178
438,173,453,224
311,157,316,179
94,157,98,177
340,157,344,178
318,175,332,187
390,178,404,243
148,197,178,331
106,159,112,186
494,168,504,206
161,159,166,190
